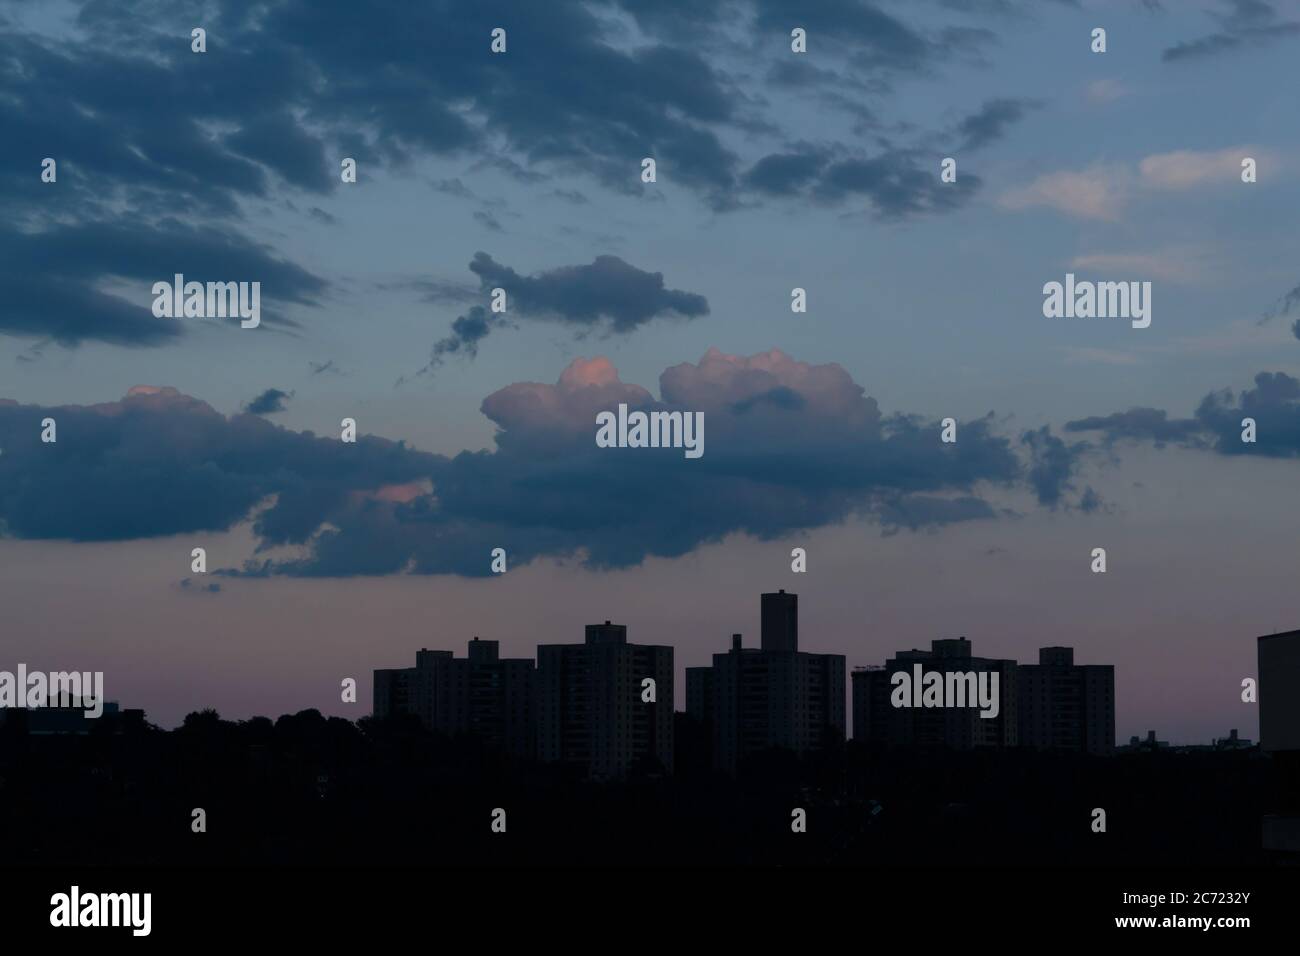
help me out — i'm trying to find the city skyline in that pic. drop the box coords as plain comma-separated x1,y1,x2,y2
4,0,1300,749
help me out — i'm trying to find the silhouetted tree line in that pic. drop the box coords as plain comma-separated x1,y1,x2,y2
0,709,1292,866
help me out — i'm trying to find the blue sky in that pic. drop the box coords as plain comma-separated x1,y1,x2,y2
2,0,1299,738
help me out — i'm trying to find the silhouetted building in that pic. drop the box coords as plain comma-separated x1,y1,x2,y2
852,638,1018,750
1017,646,1114,755
537,622,673,779
685,665,714,728
850,666,890,742
689,593,846,774
761,589,798,652
1259,630,1300,752
0,701,139,735
373,638,536,758
1121,730,1169,752
1215,728,1252,750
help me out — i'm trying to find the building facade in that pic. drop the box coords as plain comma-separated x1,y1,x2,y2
854,640,1115,754
537,622,673,779
852,637,1018,750
1259,630,1300,752
688,591,846,773
1017,646,1114,755
373,637,536,758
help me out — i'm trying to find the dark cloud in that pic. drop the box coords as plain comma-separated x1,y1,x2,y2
1162,0,1300,61
0,220,324,344
818,151,981,217
180,577,222,594
1,0,1006,238
1263,281,1300,323
751,0,931,69
421,306,506,375
473,210,505,233
1,350,1076,576
246,388,292,416
743,145,980,218
1193,371,1300,456
954,98,1039,151
744,149,831,197
469,252,709,331
413,253,708,375
277,348,1029,574
1064,408,1203,447
0,0,1010,347
0,16,338,345
1067,371,1300,458
0,386,439,542
308,360,344,377
1019,425,1094,510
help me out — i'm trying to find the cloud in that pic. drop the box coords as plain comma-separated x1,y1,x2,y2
1264,282,1300,322
295,347,1030,574
245,388,293,416
472,210,505,232
0,387,440,542
999,164,1128,221
1019,425,1095,510
1068,249,1207,284
0,220,326,345
469,253,709,332
1002,145,1270,221
1067,371,1300,457
0,0,1010,350
420,306,504,374
1,350,1086,576
415,253,710,374
308,360,344,377
953,98,1040,151
750,0,983,73
1139,146,1260,189
744,145,982,218
1162,0,1300,61
1065,408,1203,446
180,577,222,595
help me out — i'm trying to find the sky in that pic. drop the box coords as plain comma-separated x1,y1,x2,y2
2,0,1300,741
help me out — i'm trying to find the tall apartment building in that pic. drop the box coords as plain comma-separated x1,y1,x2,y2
1017,646,1114,755
536,622,673,779
1259,629,1300,752
852,637,1018,749
854,640,1116,754
688,591,846,774
373,637,536,758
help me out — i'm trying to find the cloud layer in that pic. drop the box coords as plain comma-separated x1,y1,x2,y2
0,0,1018,346
1,350,1096,575
1066,370,1300,457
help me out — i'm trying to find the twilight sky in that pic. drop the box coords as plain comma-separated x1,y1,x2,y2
3,0,1300,741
